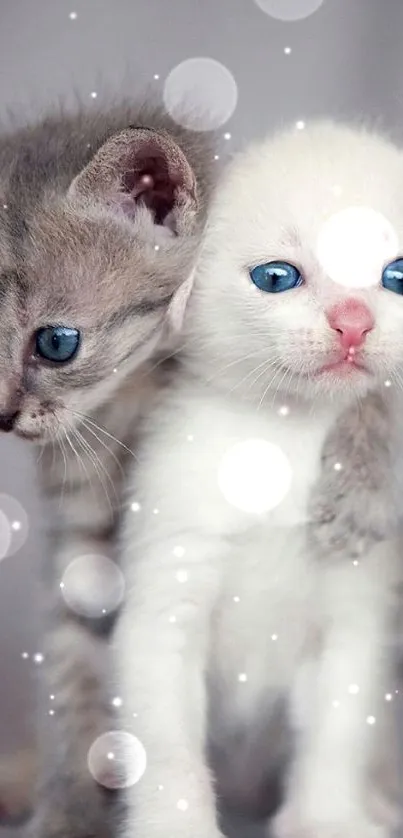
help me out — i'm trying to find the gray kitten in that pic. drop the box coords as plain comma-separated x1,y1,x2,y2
0,100,215,837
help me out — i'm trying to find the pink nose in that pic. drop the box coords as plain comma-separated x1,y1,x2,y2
326,299,374,350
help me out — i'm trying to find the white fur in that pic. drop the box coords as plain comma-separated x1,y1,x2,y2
115,122,403,838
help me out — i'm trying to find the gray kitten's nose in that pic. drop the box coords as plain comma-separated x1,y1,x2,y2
0,411,20,432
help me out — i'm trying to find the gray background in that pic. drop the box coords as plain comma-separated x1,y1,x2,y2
0,0,403,836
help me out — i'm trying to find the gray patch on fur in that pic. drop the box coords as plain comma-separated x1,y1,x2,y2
308,391,398,560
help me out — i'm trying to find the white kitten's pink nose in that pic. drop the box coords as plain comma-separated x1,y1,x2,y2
326,299,374,349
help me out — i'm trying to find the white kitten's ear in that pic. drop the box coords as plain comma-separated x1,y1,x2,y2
166,269,196,335
68,127,198,236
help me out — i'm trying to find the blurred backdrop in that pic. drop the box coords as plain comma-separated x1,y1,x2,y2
1,1,403,836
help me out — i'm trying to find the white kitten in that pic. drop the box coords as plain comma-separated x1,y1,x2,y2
115,122,403,838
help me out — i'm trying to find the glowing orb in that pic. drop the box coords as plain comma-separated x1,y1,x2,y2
0,495,28,559
88,731,146,789
163,58,238,131
0,510,11,561
217,439,292,514
316,206,398,289
60,555,125,618
254,0,324,21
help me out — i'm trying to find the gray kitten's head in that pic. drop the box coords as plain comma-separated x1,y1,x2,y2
0,108,213,441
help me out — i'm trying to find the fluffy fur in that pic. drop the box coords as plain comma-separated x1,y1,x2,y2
0,100,215,836
116,122,403,838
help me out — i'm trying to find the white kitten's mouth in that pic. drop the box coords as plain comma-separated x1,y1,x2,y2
318,357,369,376
317,346,370,377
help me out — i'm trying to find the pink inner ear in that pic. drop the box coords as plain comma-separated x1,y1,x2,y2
121,152,184,227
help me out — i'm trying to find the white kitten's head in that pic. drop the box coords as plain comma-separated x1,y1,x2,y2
186,122,403,406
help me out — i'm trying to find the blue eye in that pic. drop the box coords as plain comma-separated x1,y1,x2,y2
35,326,80,363
382,258,403,295
249,261,303,293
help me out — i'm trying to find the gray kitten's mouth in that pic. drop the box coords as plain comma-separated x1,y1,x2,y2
13,427,42,441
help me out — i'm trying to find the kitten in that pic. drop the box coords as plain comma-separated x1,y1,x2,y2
116,121,403,838
0,100,215,837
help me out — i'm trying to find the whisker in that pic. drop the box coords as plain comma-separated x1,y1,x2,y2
57,432,68,508
255,366,284,411
70,426,112,509
79,419,125,476
73,426,117,510
207,348,268,386
36,440,46,466
61,428,92,502
245,356,283,393
67,409,137,460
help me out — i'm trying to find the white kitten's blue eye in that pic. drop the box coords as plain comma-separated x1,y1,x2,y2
249,261,303,293
35,326,80,363
382,258,403,295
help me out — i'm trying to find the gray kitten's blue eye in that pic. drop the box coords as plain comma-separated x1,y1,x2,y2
249,261,303,293
382,258,403,295
35,326,80,363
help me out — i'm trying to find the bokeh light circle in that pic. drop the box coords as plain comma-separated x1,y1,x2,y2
163,58,238,131
60,555,125,618
0,511,11,560
87,731,146,789
217,439,292,514
316,206,399,289
0,495,29,558
254,0,324,21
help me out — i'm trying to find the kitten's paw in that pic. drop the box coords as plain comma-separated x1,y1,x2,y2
271,806,388,838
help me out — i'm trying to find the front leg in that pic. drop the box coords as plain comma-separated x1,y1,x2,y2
116,532,226,838
30,450,123,838
274,548,396,838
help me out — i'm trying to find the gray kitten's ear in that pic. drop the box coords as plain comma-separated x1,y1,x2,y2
68,127,198,236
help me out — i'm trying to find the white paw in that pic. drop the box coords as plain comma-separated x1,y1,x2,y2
271,806,389,838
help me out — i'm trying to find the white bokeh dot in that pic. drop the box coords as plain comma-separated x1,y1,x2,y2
87,731,146,789
163,58,238,131
316,206,398,289
0,495,28,559
218,439,292,514
254,0,324,21
60,555,125,618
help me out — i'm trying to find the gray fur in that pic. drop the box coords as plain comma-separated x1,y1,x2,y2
0,99,216,838
309,391,398,559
